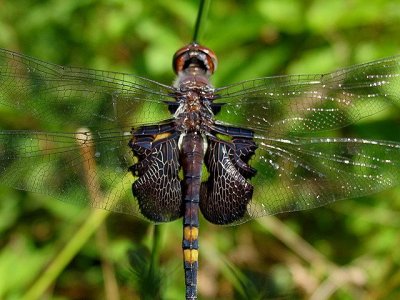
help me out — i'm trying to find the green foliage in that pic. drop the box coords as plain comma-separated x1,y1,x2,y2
0,0,400,299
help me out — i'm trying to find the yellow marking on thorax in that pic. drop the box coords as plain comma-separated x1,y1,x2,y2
153,132,171,141
184,226,199,242
183,249,199,264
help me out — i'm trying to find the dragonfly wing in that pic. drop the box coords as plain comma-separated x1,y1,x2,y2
130,132,182,223
200,135,256,225
214,55,400,134
0,48,175,130
0,129,152,217
239,134,400,222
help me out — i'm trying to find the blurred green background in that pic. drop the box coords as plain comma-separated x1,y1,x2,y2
1,0,400,299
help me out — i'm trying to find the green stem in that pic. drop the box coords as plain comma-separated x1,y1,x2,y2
192,0,211,43
22,209,110,300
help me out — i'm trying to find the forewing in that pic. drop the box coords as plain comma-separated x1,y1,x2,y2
214,56,400,134
0,48,175,130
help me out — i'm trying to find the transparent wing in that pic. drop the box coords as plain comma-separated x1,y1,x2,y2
0,129,145,216
0,48,177,219
214,56,400,134
0,48,175,130
241,134,400,222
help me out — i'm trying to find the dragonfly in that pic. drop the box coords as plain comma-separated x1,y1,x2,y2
1,5,400,300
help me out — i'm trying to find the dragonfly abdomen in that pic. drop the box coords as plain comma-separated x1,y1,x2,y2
180,132,205,300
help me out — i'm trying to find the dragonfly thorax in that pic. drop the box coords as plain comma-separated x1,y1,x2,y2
174,88,214,132
173,47,216,133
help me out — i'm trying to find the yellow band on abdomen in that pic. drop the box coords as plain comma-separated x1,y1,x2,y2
183,249,199,264
184,226,199,241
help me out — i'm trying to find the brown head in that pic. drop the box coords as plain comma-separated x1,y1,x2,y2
172,43,218,75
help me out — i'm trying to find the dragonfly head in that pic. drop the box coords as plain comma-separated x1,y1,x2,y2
173,43,218,76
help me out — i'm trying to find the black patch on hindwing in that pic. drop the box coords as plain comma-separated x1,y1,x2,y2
129,132,182,222
200,136,257,225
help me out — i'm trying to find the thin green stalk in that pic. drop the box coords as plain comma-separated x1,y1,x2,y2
149,225,162,275
192,0,211,43
22,209,110,300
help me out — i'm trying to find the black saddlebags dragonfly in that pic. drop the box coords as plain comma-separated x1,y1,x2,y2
1,41,400,299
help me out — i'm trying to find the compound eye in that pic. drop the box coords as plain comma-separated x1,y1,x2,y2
197,45,218,74
173,45,191,74
172,43,218,75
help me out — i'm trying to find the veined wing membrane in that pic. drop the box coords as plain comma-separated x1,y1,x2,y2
242,134,400,222
214,56,400,134
0,128,146,217
0,48,175,130
0,48,180,218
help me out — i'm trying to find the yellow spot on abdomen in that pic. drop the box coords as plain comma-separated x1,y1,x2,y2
183,249,199,263
184,226,199,241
